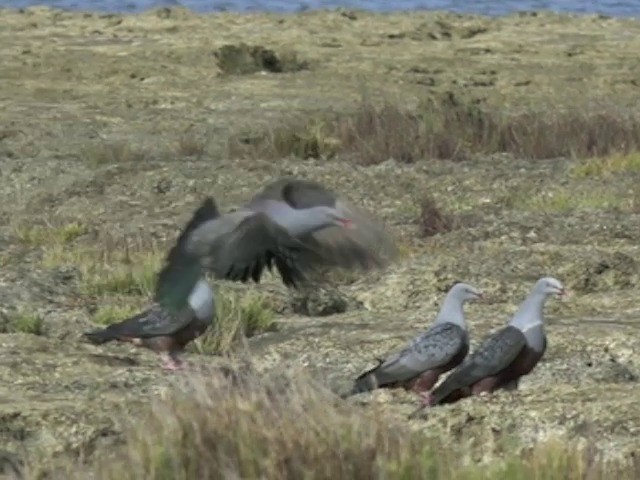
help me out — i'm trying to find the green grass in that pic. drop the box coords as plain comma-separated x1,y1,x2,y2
12,221,89,248
42,241,163,297
192,289,277,355
571,153,640,178
507,187,632,213
2,310,45,335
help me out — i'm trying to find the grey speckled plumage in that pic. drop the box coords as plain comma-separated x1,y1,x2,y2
418,276,565,412
185,177,399,288
344,283,482,398
83,198,217,371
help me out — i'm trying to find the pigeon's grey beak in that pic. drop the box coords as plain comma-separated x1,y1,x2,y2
474,291,484,300
557,287,567,297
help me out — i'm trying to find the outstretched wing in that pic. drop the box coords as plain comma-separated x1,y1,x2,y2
209,212,316,288
250,177,399,271
429,326,526,405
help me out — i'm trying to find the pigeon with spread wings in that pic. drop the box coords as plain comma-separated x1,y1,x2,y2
185,177,399,288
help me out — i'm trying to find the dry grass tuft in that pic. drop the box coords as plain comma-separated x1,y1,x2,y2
229,94,640,163
70,369,640,480
175,126,208,159
418,193,455,238
42,234,164,297
191,290,277,355
81,140,147,165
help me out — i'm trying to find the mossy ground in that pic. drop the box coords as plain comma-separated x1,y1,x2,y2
1,5,640,478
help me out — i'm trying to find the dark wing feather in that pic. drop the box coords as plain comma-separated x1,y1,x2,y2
430,326,526,405
210,212,315,288
359,323,467,389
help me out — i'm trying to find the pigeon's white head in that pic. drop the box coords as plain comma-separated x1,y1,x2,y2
311,206,353,229
435,282,482,327
533,276,566,297
449,282,483,303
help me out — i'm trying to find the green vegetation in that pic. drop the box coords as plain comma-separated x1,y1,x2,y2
508,187,632,213
42,240,163,297
192,290,277,355
571,153,640,178
0,310,45,335
12,221,88,248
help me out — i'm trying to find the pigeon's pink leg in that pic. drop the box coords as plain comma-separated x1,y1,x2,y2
410,371,439,394
160,353,185,371
418,391,435,407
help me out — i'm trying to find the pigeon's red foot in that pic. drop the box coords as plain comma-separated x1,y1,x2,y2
160,355,185,372
418,391,435,407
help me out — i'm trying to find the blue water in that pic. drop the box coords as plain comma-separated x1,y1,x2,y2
3,0,640,17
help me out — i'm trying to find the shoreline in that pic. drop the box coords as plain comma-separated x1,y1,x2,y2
2,4,640,19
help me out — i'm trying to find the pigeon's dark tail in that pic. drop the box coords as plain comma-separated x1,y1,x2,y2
339,361,384,398
83,329,115,345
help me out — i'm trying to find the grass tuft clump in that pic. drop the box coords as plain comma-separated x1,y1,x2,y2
82,140,147,165
80,369,639,480
215,43,308,75
571,152,640,178
229,93,640,164
42,235,164,297
418,194,455,238
12,221,89,248
175,126,208,159
192,290,277,355
1,309,45,335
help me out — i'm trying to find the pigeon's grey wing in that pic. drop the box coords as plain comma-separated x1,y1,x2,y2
184,211,248,259
210,212,315,288
164,196,221,262
249,177,338,209
365,323,468,386
430,326,526,404
250,177,398,270
102,305,196,338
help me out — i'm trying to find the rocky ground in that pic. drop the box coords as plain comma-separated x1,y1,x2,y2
1,5,640,475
